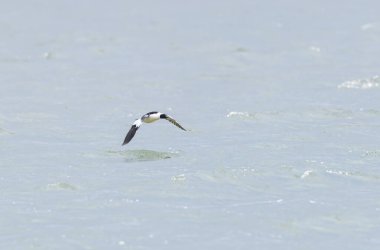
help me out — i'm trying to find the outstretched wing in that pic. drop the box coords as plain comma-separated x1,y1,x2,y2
122,119,142,145
165,116,186,131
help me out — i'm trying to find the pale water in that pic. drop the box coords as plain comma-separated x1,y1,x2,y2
1,1,380,249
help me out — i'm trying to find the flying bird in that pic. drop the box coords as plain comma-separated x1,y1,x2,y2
122,111,186,145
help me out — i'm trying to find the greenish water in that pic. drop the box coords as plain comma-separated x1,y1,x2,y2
106,150,179,162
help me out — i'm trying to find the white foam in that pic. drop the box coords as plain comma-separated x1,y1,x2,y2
361,22,379,31
171,174,186,182
326,170,350,176
309,46,321,53
338,75,380,89
301,170,313,179
226,111,250,118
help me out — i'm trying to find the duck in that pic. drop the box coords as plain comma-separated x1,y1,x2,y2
122,111,186,145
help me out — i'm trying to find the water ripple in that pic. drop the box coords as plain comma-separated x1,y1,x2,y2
106,149,179,162
338,75,380,89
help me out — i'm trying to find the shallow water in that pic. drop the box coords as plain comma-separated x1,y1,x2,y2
1,1,380,249
107,149,179,162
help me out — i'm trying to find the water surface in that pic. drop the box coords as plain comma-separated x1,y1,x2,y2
1,1,380,249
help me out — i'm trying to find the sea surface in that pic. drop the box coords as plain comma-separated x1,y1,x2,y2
1,1,380,249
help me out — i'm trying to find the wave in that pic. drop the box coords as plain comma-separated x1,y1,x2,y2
338,75,380,89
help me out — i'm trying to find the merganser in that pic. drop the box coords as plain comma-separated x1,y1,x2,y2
122,111,186,145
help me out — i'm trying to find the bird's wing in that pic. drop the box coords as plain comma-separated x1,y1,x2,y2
165,116,186,131
122,119,142,145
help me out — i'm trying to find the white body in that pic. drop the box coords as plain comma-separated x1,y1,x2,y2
133,119,142,127
142,112,161,123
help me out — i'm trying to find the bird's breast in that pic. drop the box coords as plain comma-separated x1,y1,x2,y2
143,116,160,123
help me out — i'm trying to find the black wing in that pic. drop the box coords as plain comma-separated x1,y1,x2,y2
122,125,139,145
165,116,186,131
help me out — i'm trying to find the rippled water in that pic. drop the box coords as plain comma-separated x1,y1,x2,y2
107,150,179,162
1,1,380,249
